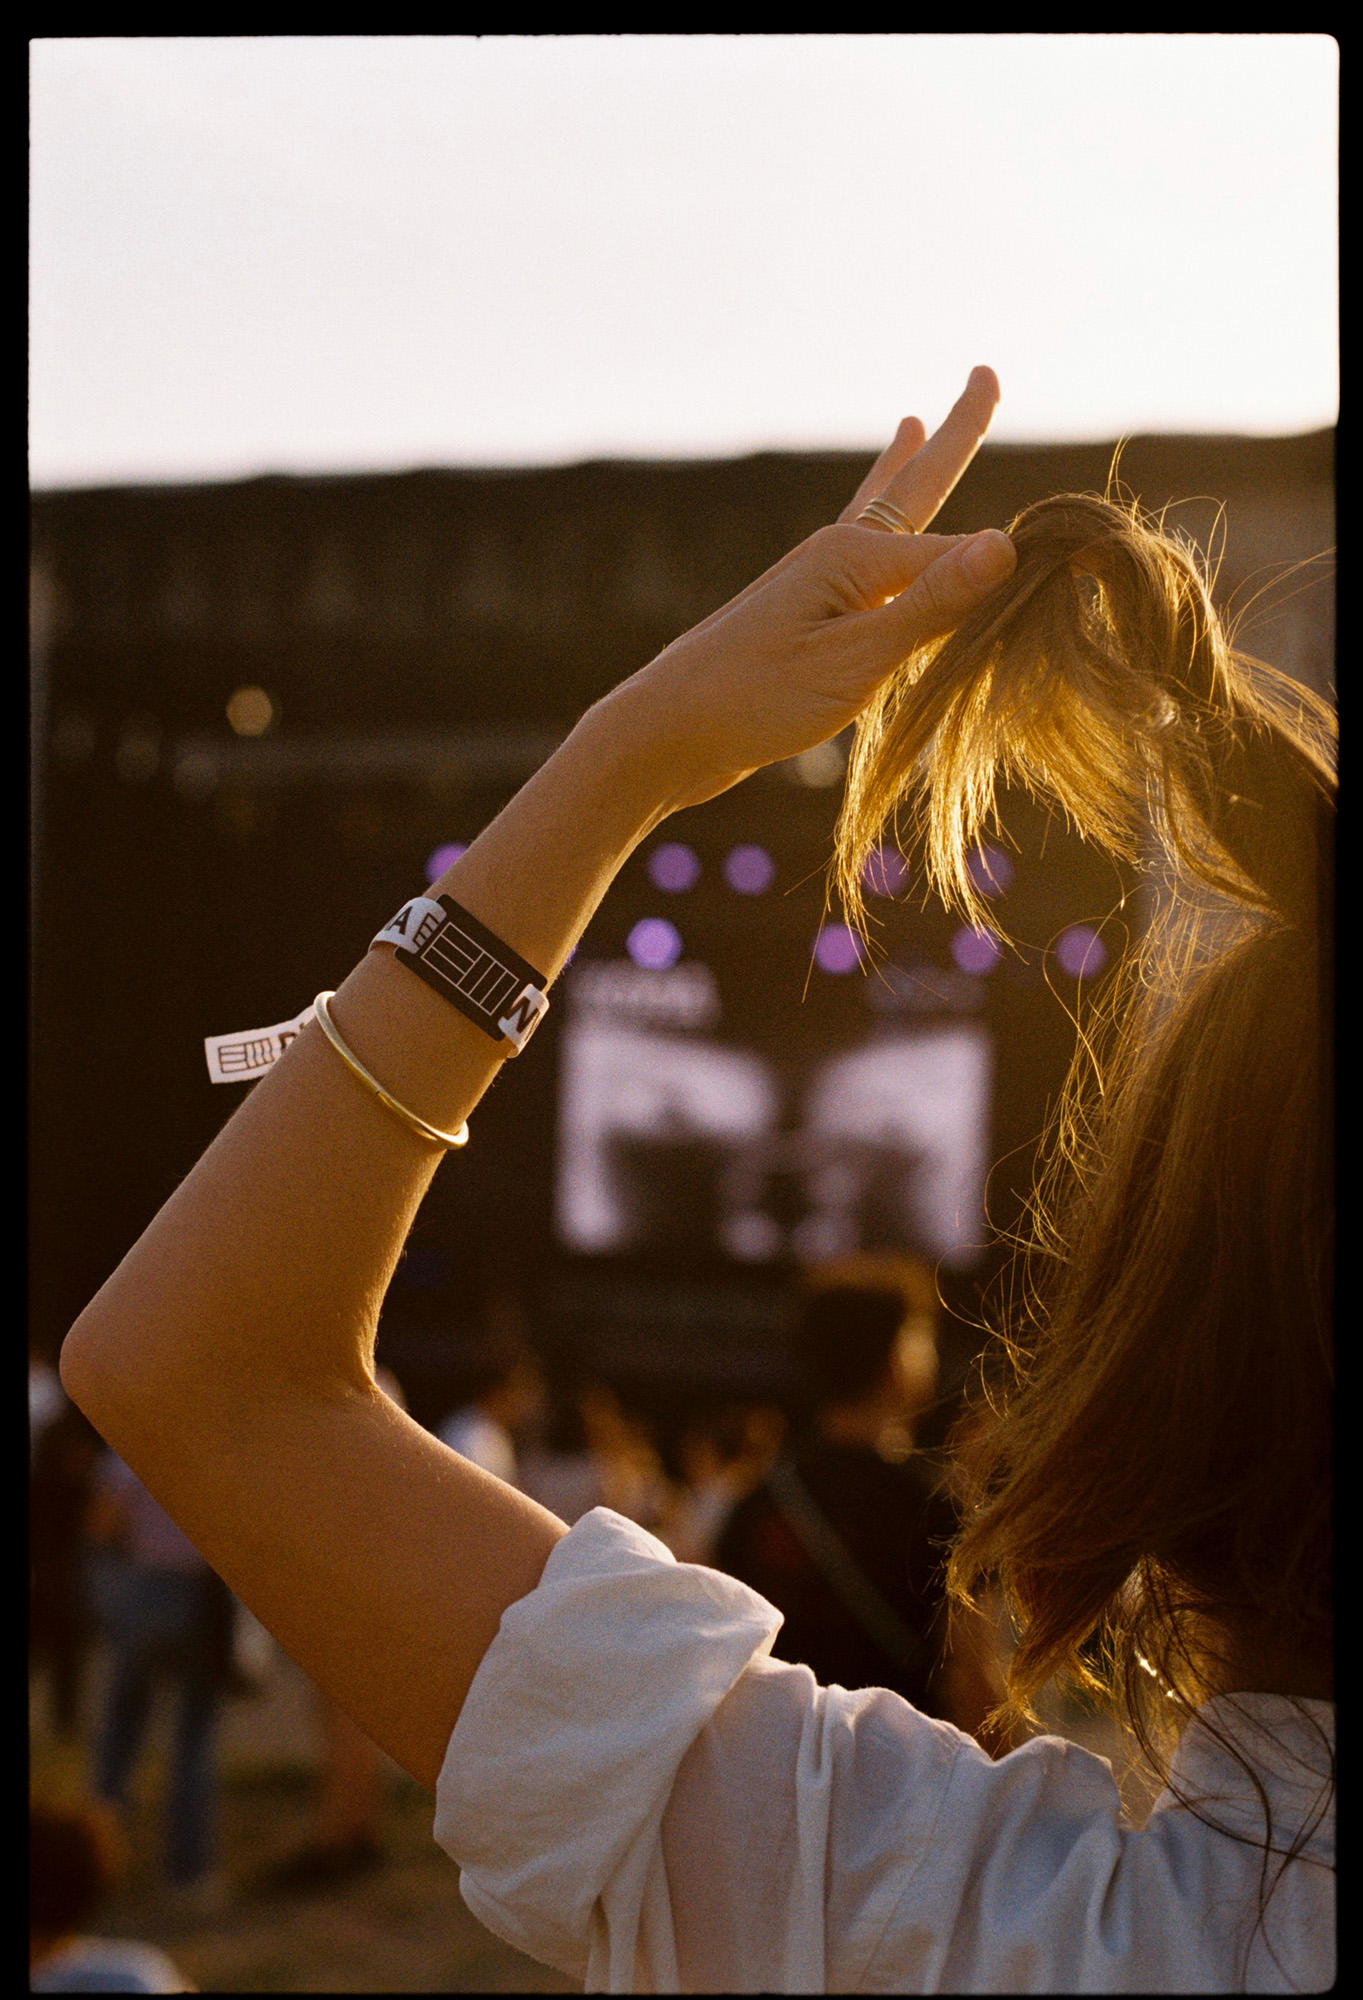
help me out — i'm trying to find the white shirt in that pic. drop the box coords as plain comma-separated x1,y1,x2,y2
435,1510,1335,1994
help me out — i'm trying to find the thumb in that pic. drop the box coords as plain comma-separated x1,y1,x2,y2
871,529,1016,650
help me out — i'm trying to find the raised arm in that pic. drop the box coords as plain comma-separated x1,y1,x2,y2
59,369,1014,1790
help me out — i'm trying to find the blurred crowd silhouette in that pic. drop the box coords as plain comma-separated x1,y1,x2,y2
31,1259,1013,1989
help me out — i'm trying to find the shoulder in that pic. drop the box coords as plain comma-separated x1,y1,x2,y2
674,1663,1320,1994
858,1725,1332,1992
663,1648,1129,1990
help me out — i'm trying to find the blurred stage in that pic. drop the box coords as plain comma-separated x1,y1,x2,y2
30,433,1334,1414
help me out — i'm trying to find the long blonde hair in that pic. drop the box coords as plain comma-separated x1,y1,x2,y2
836,491,1334,1758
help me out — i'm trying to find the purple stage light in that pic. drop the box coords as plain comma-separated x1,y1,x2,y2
627,918,684,970
813,925,862,975
950,926,1003,976
967,843,1014,897
647,842,702,893
425,842,468,883
862,845,909,898
723,843,776,895
1055,925,1108,979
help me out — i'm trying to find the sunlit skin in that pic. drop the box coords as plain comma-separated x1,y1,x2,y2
58,368,1032,1789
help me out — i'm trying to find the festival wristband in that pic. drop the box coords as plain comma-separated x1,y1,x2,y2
372,894,550,1054
205,1005,315,1084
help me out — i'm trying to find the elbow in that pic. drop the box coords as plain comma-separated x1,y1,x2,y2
59,1306,114,1429
59,1296,154,1444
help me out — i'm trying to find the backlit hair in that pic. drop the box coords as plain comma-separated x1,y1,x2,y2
835,492,1334,1785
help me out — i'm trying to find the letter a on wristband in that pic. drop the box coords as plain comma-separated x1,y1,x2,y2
373,895,550,1054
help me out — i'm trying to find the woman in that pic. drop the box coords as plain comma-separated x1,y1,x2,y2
59,369,1333,1991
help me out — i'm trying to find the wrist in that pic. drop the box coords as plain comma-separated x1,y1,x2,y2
405,682,681,993
571,678,690,834
585,664,723,823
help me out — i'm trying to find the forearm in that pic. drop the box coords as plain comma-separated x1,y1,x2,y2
61,685,673,1441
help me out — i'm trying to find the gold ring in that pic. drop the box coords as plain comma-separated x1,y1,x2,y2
857,496,918,535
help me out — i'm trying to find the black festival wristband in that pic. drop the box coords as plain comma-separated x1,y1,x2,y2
372,894,550,1054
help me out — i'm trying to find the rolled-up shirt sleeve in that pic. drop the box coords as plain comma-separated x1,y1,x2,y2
434,1509,784,1989
435,1508,980,1992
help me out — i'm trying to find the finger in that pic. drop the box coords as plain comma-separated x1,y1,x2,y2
877,366,1000,532
823,524,968,608
838,415,927,524
673,434,927,646
865,528,1016,650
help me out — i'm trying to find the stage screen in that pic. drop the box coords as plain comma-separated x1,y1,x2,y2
555,959,992,1269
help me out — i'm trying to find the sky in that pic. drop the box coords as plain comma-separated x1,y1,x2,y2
30,34,1338,489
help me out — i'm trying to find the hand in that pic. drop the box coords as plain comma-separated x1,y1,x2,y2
622,366,1016,811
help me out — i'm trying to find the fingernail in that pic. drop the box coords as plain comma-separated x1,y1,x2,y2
961,531,1014,586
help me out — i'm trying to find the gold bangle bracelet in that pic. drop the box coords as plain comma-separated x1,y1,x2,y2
311,991,470,1150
